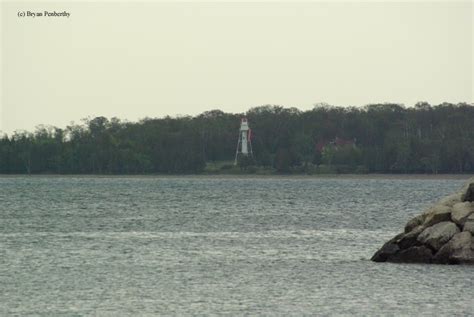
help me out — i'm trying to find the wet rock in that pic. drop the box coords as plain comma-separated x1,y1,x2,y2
370,234,402,262
404,214,425,233
372,227,425,262
433,231,474,264
451,202,474,226
398,225,425,250
417,221,459,251
391,246,433,263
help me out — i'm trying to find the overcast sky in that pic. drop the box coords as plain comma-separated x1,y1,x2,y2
1,1,473,134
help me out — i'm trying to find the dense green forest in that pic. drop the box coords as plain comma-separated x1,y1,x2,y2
1,102,474,174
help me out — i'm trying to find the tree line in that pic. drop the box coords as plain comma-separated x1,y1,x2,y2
1,102,473,174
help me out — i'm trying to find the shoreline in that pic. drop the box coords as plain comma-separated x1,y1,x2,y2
0,173,471,180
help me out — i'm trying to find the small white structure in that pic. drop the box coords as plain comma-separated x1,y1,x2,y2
234,118,253,165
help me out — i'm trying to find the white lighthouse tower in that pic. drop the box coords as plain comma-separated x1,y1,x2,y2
234,118,253,165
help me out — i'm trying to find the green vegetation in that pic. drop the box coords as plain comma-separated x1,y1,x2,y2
1,102,473,174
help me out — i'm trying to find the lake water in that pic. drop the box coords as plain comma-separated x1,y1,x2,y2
0,176,473,316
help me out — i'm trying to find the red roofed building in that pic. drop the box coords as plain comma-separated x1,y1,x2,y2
316,137,356,153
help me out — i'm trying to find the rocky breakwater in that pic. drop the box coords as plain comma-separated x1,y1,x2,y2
371,178,474,264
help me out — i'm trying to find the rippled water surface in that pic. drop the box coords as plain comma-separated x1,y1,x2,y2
0,176,473,315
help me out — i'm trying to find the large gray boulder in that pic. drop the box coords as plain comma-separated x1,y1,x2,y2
462,214,474,234
451,202,474,226
433,231,474,264
371,177,474,264
417,221,459,251
422,205,452,227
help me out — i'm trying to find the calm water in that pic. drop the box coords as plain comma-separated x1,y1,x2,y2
0,176,473,316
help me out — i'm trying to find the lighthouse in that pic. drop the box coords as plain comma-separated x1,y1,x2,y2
234,118,253,165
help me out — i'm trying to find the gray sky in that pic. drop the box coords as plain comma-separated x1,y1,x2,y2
1,1,473,135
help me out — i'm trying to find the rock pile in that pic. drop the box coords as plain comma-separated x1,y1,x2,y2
371,178,474,264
